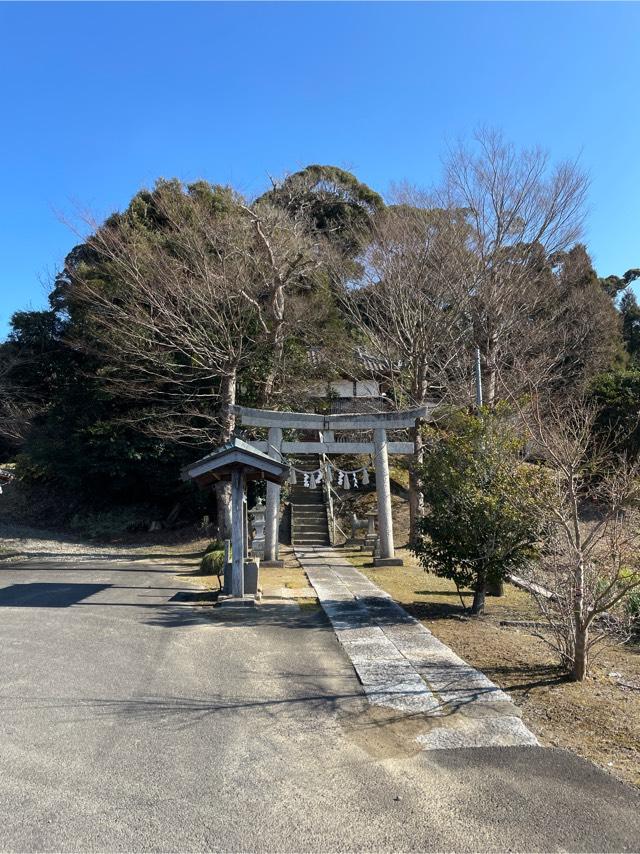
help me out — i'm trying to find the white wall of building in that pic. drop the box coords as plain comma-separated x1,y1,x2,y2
307,379,381,399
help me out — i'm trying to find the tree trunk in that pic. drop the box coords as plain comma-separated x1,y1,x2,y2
409,419,425,545
408,366,428,545
261,282,285,405
481,332,499,408
215,482,232,542
571,555,587,680
572,625,588,681
218,368,237,442
215,367,237,540
476,340,503,595
471,572,487,615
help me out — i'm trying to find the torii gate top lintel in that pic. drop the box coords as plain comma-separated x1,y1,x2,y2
231,404,434,431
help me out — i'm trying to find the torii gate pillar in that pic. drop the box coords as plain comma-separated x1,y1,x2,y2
373,427,402,566
264,426,284,566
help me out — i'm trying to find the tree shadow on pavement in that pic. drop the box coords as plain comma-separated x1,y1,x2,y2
142,600,329,631
0,550,202,562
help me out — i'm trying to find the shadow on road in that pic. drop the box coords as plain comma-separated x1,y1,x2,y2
0,582,111,607
0,560,196,573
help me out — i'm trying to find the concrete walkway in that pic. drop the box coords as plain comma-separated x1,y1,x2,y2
296,546,539,750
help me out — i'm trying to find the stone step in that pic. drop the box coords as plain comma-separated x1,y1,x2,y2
293,521,329,534
290,454,329,547
293,505,327,514
295,540,331,547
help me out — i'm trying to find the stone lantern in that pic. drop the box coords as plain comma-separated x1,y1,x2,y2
249,497,267,558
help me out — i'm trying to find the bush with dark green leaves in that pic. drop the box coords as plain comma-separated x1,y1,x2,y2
589,369,640,459
412,408,552,615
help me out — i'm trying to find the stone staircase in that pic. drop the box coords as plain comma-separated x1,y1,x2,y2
290,456,331,548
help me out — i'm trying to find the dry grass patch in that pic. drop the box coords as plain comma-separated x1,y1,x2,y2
257,545,316,600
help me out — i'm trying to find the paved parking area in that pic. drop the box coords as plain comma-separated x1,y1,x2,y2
1,555,639,852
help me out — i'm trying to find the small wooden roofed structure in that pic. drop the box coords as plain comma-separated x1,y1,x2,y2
184,438,289,488
184,439,289,598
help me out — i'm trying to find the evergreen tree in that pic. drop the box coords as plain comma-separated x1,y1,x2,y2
619,289,640,362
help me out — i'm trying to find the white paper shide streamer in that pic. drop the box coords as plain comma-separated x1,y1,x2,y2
286,460,373,490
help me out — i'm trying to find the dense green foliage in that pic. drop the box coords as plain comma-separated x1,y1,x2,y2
619,289,640,362
4,303,199,519
589,369,640,458
412,409,552,614
257,164,384,255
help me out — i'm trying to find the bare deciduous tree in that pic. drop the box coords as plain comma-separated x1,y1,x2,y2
69,187,267,534
239,200,324,404
523,400,640,681
74,193,255,442
441,128,592,404
338,198,471,538
0,351,43,445
68,183,331,533
69,182,327,427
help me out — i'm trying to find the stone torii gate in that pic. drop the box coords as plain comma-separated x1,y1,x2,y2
232,404,434,567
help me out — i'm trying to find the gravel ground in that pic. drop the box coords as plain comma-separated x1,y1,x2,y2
0,522,209,562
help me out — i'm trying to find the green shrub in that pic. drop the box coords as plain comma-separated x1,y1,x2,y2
203,540,224,555
199,548,225,576
625,588,640,630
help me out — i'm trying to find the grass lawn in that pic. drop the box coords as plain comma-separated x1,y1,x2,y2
344,545,640,790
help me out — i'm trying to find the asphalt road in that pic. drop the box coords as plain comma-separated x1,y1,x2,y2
0,557,639,853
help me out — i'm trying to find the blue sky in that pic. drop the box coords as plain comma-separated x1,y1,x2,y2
1,1,639,337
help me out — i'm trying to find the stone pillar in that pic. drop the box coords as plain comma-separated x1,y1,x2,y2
231,469,245,597
264,426,283,566
243,496,249,559
373,427,402,566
